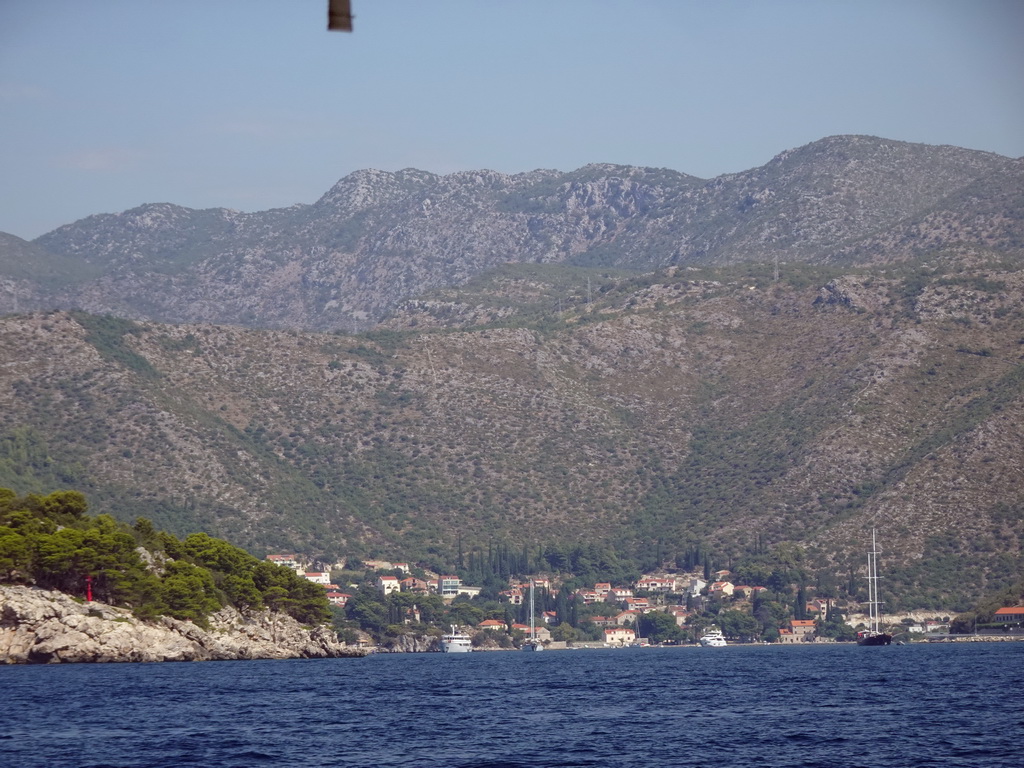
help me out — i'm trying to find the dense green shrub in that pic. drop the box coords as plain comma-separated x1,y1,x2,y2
0,488,329,627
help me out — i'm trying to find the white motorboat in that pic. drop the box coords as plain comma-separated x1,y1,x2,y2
699,629,727,647
441,625,472,653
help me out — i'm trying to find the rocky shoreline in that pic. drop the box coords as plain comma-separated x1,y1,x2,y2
0,585,366,663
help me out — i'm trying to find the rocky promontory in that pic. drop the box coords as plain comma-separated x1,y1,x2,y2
0,585,365,663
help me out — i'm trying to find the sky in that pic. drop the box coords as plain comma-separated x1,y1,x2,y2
1,0,1022,240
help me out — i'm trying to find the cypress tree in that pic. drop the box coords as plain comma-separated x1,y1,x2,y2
555,588,568,625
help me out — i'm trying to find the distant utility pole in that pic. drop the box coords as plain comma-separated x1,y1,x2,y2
773,253,780,282
587,277,592,305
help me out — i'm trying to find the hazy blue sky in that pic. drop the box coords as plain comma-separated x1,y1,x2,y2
2,0,1022,239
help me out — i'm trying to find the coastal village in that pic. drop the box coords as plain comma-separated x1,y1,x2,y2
263,552,988,648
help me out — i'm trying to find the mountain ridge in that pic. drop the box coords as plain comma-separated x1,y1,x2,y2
3,135,1019,332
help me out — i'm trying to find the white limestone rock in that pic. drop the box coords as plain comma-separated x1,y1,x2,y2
0,584,364,664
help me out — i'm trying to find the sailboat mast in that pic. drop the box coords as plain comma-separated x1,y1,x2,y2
857,529,892,646
867,528,880,633
529,579,536,640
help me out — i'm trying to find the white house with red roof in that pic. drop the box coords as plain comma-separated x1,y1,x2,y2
604,627,636,646
401,577,430,593
376,575,400,595
266,554,302,572
778,620,818,643
623,596,650,612
500,588,524,605
304,572,331,585
669,608,690,627
636,577,675,593
607,586,634,602
709,581,734,597
993,606,1024,624
790,619,817,639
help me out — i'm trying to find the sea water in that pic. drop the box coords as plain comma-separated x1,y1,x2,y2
1,642,1019,768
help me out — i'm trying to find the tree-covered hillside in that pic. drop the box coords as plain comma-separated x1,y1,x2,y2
1,253,1022,612
0,488,329,627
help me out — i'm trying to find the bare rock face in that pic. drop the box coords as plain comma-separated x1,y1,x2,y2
0,585,365,664
376,633,440,653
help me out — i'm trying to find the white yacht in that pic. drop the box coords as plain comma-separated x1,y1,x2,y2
441,625,472,653
699,629,727,647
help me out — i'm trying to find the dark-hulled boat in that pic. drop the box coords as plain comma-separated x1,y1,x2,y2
857,529,892,646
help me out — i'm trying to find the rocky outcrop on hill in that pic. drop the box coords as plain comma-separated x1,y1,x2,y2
0,585,365,664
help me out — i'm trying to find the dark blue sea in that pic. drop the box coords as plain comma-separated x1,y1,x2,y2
1,642,1020,768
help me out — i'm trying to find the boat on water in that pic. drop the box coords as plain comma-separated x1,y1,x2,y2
441,625,472,653
857,528,893,647
699,629,727,647
523,579,544,652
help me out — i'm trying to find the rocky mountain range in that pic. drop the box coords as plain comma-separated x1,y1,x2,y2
1,135,1022,611
2,135,1021,331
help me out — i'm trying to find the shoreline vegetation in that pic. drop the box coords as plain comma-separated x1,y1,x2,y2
3,487,1022,662
0,488,364,663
